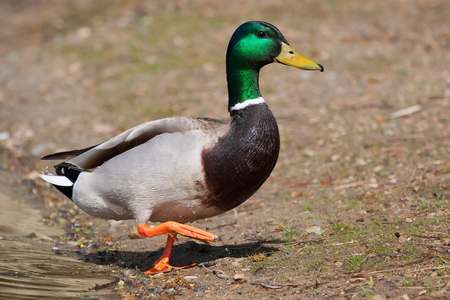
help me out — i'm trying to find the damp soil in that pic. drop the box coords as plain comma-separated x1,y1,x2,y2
0,169,114,299
1,1,449,299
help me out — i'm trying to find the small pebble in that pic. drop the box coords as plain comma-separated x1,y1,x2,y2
306,226,324,235
183,276,198,281
233,273,245,283
0,131,10,141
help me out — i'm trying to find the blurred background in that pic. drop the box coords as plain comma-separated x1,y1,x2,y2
0,0,449,299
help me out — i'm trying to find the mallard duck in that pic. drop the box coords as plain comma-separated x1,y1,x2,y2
40,21,323,273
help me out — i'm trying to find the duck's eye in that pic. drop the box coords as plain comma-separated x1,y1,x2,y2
256,31,266,38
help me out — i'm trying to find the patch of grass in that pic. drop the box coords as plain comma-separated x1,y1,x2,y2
370,243,393,256
332,221,352,231
306,259,324,272
249,249,305,279
328,221,360,243
415,197,432,211
431,185,444,195
436,266,449,276
360,286,375,298
344,254,366,271
344,196,365,211
303,201,313,212
402,277,413,287
282,226,302,241
290,212,449,275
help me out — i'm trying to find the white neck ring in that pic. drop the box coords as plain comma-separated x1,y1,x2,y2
230,97,265,111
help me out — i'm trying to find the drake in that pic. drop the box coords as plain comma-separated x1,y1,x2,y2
40,21,323,274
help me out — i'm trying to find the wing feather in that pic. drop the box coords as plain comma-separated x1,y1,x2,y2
42,117,202,170
41,145,98,161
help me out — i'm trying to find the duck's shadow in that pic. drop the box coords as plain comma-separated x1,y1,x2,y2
80,241,279,272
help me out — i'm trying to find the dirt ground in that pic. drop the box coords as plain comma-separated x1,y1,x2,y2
1,0,449,299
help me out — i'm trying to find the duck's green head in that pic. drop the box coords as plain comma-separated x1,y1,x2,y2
227,21,323,72
226,21,323,109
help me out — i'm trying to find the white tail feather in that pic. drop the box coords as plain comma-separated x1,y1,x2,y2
40,173,73,187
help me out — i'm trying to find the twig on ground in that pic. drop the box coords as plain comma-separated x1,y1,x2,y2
251,280,321,292
409,167,417,183
332,240,356,246
429,281,450,298
221,284,241,300
390,104,422,119
92,278,119,290
200,263,230,279
394,253,433,267
334,180,367,190
250,282,284,289
414,234,443,240
291,238,325,245
311,265,323,279
351,264,450,277
426,251,450,262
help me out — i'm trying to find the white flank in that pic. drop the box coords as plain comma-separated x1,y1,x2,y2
39,173,73,187
230,97,265,111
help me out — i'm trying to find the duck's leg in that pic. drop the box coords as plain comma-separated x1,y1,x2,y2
138,221,220,274
144,234,195,274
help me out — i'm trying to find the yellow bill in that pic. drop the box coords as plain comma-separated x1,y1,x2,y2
274,42,324,72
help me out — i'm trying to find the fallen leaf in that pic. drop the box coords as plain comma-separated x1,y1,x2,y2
291,190,303,198
250,253,265,262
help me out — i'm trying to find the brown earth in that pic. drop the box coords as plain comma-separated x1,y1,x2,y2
0,0,449,299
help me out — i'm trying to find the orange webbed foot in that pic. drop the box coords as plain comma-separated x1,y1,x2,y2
137,221,220,243
144,241,197,274
144,256,196,275
138,221,219,274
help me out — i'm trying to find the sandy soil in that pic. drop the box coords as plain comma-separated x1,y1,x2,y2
1,0,449,299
